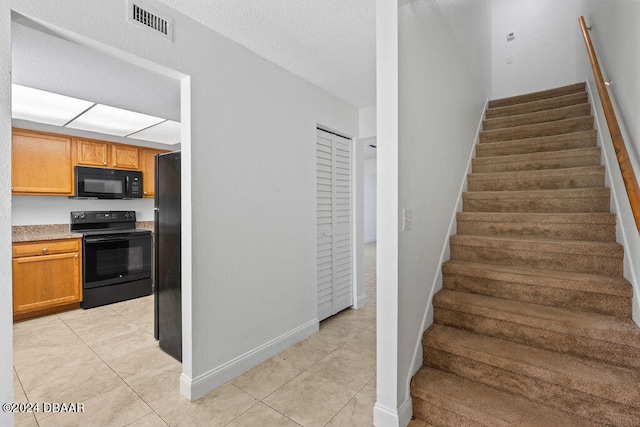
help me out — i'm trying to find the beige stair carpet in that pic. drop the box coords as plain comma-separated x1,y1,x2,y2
410,82,640,426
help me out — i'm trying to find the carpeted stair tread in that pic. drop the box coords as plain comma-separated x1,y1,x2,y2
462,187,610,213
450,234,623,275
423,325,640,424
456,211,616,241
485,92,589,119
479,116,594,143
483,103,592,131
472,146,601,173
467,165,604,191
411,368,598,427
442,260,632,297
433,289,640,368
476,130,597,157
442,260,632,318
487,82,586,108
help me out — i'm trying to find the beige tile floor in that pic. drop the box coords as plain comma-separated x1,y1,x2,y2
13,242,378,427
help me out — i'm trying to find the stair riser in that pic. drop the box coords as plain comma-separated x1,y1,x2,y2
486,92,589,119
480,117,594,143
456,220,616,241
472,151,601,173
434,308,640,370
483,104,592,131
450,244,623,275
443,273,631,318
477,134,597,157
462,195,610,213
423,348,640,426
412,399,486,427
467,173,604,192
488,83,586,108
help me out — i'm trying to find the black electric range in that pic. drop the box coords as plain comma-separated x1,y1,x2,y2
71,211,152,309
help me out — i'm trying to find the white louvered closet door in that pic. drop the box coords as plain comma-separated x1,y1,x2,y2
316,129,352,321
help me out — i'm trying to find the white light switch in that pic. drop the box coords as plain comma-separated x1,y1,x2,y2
402,208,412,231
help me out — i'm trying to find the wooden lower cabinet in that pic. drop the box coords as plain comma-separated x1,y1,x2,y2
12,239,82,321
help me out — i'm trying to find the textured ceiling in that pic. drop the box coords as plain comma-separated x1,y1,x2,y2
156,0,376,107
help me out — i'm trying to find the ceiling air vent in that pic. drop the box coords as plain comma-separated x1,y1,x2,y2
127,0,173,42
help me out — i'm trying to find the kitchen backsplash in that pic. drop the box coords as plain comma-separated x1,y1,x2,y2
11,196,155,225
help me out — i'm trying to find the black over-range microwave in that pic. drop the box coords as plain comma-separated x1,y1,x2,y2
73,166,143,199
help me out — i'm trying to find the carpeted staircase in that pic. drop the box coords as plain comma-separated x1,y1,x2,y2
410,82,640,426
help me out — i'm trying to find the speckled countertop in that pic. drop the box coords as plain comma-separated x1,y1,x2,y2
13,221,155,243
136,221,154,232
12,225,82,243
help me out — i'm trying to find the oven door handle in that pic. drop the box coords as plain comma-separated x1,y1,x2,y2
85,237,133,243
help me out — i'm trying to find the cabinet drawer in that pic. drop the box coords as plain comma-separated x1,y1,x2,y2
13,239,81,258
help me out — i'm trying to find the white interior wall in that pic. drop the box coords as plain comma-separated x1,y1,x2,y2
2,0,359,404
364,158,377,243
396,0,491,424
359,105,377,139
576,0,640,324
375,0,491,425
492,0,579,99
0,6,13,427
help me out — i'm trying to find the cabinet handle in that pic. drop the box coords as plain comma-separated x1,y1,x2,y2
103,162,107,166
143,191,147,195
42,248,48,253
114,163,117,167
74,254,78,258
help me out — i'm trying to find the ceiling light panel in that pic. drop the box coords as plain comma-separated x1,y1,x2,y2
12,84,94,126
128,120,181,144
65,104,165,136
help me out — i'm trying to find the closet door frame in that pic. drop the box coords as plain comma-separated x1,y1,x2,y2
316,128,356,321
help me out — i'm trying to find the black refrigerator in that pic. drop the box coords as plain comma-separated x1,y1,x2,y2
154,151,182,362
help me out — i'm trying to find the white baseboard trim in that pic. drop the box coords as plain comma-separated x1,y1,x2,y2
180,318,319,401
355,292,367,309
373,398,413,427
374,402,399,426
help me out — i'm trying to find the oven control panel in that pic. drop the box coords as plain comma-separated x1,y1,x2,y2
71,210,137,225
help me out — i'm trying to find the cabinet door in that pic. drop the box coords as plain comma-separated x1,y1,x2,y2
112,144,139,169
12,129,73,195
13,251,82,315
76,138,109,167
141,148,166,197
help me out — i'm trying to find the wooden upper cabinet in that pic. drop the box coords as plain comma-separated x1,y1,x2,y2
75,138,109,167
140,148,166,198
112,144,139,169
12,129,73,196
75,138,139,170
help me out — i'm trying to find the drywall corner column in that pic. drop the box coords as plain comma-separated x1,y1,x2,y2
0,7,14,427
179,76,193,396
374,0,401,426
